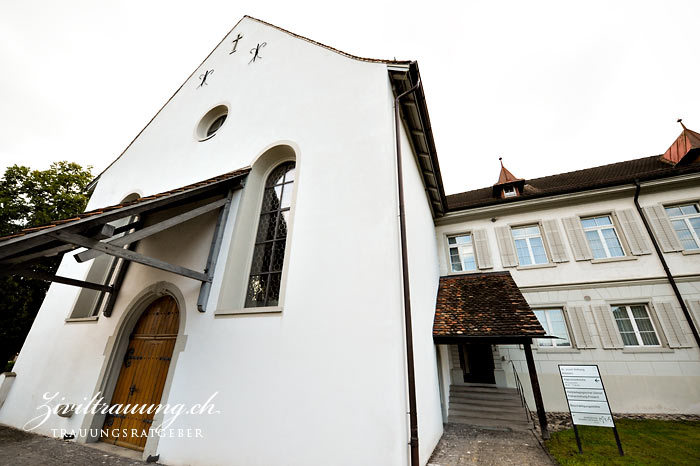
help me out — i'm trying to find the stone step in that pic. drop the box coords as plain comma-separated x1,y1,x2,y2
450,382,502,389
450,385,518,395
449,406,531,422
449,400,527,415
449,396,524,408
449,391,521,402
447,414,533,431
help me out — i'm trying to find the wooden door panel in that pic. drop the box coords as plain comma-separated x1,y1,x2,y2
101,296,179,451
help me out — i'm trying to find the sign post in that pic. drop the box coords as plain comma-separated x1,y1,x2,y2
558,364,623,456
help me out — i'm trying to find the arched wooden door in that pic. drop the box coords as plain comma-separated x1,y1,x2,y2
101,295,179,451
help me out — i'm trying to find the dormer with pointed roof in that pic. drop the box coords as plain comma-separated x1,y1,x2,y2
492,157,525,198
662,119,700,166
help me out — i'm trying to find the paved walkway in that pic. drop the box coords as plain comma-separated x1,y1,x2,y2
0,423,553,465
428,424,555,466
0,425,150,466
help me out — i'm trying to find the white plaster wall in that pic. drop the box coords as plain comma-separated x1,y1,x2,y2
0,17,430,466
398,120,443,463
0,204,222,436
435,179,700,414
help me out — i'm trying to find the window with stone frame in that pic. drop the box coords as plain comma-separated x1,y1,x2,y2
611,304,660,347
580,215,625,259
511,224,548,265
533,308,572,347
245,161,295,308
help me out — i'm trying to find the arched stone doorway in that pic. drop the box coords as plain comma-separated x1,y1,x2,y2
101,295,180,451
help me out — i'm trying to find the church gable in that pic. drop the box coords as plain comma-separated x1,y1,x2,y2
91,16,401,210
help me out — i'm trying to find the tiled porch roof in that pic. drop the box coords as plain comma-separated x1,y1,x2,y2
433,271,546,339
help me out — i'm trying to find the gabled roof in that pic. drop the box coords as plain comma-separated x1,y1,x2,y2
447,155,700,211
89,16,411,188
433,272,545,341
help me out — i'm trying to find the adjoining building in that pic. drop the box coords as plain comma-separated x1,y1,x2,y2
0,15,698,466
435,132,700,429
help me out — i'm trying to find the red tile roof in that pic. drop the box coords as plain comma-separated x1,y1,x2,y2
447,155,700,211
433,272,546,338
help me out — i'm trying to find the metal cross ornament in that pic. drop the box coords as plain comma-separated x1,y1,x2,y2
198,69,214,88
229,34,243,54
249,42,267,64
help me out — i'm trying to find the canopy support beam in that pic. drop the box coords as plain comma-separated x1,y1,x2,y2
10,267,113,293
524,341,550,439
74,196,228,263
197,189,234,312
48,231,210,283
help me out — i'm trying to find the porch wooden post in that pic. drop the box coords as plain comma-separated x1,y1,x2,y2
524,340,550,439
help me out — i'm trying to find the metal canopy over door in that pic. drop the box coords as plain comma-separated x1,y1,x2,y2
458,344,495,384
101,296,179,451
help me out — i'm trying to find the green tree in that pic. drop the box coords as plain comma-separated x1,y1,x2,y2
1,161,93,370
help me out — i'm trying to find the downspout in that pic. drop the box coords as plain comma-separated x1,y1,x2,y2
395,71,421,466
633,180,700,348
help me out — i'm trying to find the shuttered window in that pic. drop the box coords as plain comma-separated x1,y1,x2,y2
581,216,625,259
642,205,683,252
542,219,569,263
448,234,477,272
611,304,660,347
654,301,690,348
472,229,493,269
616,209,651,255
665,204,700,250
592,305,624,349
495,226,518,267
563,216,594,261
566,306,594,348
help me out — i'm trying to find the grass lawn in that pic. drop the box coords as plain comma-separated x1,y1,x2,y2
545,419,700,465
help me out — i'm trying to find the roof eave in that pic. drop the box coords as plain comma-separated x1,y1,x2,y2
389,62,448,217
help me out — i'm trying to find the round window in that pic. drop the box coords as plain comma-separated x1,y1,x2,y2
196,105,229,140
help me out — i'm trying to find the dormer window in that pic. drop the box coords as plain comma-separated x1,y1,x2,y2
492,158,524,200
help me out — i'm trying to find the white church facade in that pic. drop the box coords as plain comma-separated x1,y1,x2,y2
0,16,699,466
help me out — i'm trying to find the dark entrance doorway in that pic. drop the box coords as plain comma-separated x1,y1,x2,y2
458,344,495,384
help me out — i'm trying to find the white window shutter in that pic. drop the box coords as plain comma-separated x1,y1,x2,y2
615,209,651,255
687,299,700,330
642,205,683,252
562,217,594,261
592,304,624,349
542,219,569,263
653,301,690,348
495,226,517,267
565,306,594,348
472,229,493,270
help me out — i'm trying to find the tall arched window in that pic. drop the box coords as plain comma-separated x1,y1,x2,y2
245,161,295,308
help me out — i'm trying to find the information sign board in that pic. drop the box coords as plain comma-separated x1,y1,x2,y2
558,364,623,455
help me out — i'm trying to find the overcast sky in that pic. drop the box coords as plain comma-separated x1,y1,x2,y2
1,1,699,195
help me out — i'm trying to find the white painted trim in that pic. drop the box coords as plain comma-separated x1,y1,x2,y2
519,274,700,292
